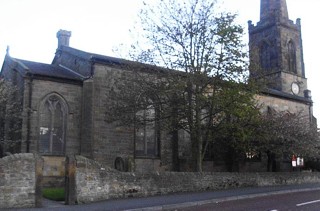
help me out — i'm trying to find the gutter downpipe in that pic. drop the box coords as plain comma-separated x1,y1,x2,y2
26,74,33,153
79,59,94,158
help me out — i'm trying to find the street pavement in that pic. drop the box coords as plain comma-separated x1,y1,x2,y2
5,183,320,211
179,189,320,210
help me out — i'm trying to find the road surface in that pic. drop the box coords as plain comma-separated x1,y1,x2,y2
6,183,320,211
179,189,320,211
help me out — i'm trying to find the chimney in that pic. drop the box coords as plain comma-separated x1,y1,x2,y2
56,29,71,48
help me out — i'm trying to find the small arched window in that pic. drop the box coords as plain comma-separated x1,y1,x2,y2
288,40,297,73
39,94,67,155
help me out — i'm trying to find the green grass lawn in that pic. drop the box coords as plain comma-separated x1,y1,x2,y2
42,187,65,201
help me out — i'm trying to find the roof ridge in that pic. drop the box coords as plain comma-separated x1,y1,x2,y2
58,64,86,80
15,58,51,66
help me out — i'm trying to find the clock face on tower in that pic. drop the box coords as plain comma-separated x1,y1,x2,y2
291,82,300,95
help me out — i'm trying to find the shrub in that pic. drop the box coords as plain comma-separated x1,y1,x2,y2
42,187,65,201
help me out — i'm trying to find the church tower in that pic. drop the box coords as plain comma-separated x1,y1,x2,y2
248,0,310,99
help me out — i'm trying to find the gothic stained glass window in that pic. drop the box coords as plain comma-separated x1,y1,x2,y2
288,40,297,73
39,95,67,155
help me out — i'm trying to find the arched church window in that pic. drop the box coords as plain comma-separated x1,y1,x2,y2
288,40,297,73
39,94,67,155
260,42,271,70
135,99,160,157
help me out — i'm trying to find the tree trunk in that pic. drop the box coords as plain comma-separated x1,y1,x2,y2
171,129,180,171
195,85,203,172
197,135,203,172
171,97,180,171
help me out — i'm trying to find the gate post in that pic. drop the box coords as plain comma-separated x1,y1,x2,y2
65,155,76,205
34,153,44,207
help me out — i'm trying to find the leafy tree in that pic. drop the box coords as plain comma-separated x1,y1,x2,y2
0,79,22,157
210,86,263,171
107,0,259,172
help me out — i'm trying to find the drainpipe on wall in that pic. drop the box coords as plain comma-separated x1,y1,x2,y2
26,75,33,153
309,103,314,125
304,90,313,124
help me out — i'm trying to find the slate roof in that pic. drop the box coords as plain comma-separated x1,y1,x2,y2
58,45,129,66
57,46,175,75
15,58,84,81
262,88,312,104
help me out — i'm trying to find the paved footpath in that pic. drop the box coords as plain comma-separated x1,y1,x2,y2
5,183,320,211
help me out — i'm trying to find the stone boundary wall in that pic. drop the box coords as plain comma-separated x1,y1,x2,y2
0,153,43,209
73,155,320,204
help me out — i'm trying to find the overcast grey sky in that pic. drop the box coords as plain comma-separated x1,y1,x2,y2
1,0,319,120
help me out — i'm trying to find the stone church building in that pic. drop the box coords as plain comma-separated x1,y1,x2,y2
249,0,313,119
0,0,315,175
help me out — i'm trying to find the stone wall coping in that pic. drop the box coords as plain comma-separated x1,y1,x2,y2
75,155,117,172
0,153,35,164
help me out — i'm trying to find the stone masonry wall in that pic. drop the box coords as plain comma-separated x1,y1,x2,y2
23,79,82,155
74,156,320,204
90,64,174,171
90,64,134,167
42,156,66,188
256,93,310,117
0,153,42,209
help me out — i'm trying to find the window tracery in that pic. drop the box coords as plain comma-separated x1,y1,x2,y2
39,94,67,155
